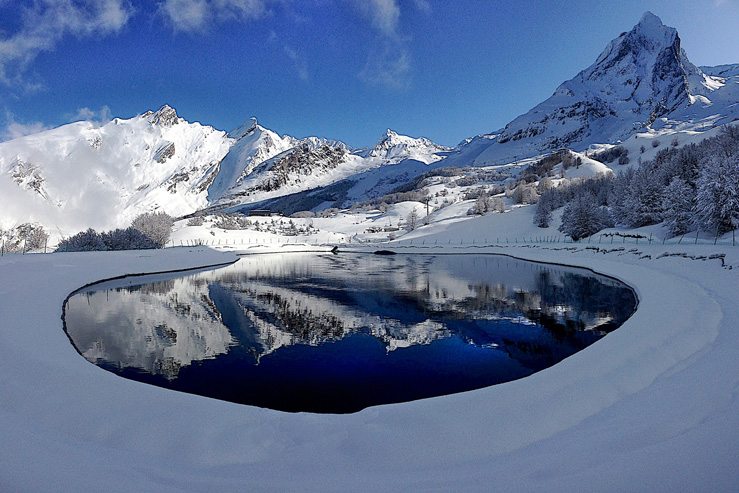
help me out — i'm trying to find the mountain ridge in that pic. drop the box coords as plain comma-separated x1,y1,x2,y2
1,12,737,237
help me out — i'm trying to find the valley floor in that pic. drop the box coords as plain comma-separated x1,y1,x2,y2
1,225,738,491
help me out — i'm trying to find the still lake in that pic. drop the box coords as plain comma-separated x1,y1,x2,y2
63,253,637,413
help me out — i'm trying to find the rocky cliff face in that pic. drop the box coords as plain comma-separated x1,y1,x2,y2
497,12,700,148
460,12,733,167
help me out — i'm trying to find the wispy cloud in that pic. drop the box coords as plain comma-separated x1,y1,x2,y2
352,0,401,39
283,45,309,81
348,0,425,90
359,48,410,90
1,111,51,141
160,0,275,32
70,105,113,125
412,0,431,16
0,0,134,87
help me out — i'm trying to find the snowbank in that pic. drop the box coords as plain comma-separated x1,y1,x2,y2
0,242,737,491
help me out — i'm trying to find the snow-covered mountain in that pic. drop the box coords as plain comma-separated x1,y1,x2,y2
208,127,448,209
360,129,449,162
454,11,739,166
0,105,231,235
0,107,446,235
205,118,295,204
1,12,737,236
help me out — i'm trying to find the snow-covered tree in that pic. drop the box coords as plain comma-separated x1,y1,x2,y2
620,165,663,228
534,193,553,228
101,228,158,250
56,229,106,252
131,212,173,248
469,191,491,215
559,192,611,240
15,223,48,251
511,183,539,205
536,177,553,194
695,154,739,235
490,197,505,213
661,177,694,237
186,214,205,226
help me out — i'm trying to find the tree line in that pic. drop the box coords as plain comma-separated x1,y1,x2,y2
535,126,739,240
56,212,173,252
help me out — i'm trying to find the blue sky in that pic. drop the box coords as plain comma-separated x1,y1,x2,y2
1,0,738,147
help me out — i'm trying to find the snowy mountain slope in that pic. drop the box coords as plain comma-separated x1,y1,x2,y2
0,104,449,233
0,105,231,234
359,129,450,162
209,129,449,209
451,12,739,167
2,12,737,234
205,118,295,204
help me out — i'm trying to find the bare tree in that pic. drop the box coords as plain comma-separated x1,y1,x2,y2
131,212,173,248
406,207,419,231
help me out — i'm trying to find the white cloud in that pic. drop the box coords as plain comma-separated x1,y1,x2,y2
358,47,410,90
160,0,274,32
1,111,50,141
160,0,209,31
0,0,134,86
348,0,418,90
283,45,309,81
351,0,400,39
71,105,113,125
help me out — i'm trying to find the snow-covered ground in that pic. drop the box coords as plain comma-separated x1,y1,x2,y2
1,211,738,490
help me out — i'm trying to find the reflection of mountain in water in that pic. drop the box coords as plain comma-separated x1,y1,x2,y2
64,254,636,381
64,275,234,381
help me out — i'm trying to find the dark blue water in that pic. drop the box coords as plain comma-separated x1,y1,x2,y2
63,253,636,413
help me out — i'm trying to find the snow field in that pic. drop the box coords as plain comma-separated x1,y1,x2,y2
1,227,738,490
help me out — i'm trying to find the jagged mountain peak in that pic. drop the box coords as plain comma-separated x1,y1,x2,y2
364,129,448,159
475,12,709,165
294,136,352,152
633,11,673,40
228,117,259,140
587,12,681,83
143,105,180,127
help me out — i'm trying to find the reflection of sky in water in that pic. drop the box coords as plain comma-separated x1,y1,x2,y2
63,254,636,413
